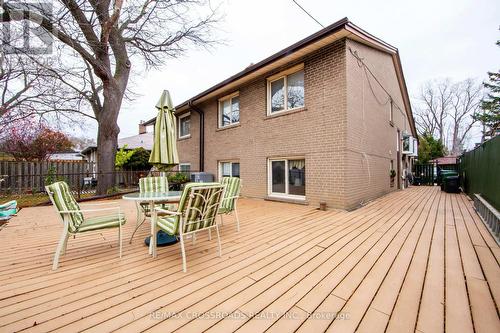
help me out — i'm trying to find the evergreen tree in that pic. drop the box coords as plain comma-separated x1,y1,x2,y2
474,40,500,140
418,133,446,164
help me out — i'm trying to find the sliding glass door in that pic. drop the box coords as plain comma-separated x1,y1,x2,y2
268,158,305,199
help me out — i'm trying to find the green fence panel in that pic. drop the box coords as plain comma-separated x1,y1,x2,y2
413,164,435,185
413,163,458,185
460,136,500,211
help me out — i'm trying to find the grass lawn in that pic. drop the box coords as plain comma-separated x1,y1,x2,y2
0,192,97,208
1,188,136,208
1,193,51,208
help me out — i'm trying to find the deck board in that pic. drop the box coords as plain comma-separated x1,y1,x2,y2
0,186,498,333
444,195,474,333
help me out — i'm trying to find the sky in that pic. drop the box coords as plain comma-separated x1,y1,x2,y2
80,0,499,147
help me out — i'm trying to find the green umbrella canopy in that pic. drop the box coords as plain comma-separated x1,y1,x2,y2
148,90,179,169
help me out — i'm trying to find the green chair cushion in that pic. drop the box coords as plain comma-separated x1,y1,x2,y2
139,176,169,193
156,215,177,235
220,177,241,212
218,207,231,214
78,213,126,232
157,182,222,235
46,181,84,233
138,176,174,217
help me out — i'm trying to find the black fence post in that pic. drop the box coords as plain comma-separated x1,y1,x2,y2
77,175,82,200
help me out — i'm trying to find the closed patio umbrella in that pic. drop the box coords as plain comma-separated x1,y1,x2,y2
146,90,179,248
149,90,179,169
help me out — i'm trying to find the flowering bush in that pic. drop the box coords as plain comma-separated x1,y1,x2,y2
0,120,73,161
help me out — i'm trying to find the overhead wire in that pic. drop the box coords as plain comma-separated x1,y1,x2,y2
290,0,409,131
291,0,324,28
348,47,408,126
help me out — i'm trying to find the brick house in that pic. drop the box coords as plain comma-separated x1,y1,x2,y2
145,18,418,210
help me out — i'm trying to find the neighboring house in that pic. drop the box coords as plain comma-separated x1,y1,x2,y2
47,151,85,161
144,18,418,210
0,152,14,161
81,146,98,174
429,156,458,166
82,121,154,174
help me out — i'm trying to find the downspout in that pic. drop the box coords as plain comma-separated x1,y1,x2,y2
188,101,205,171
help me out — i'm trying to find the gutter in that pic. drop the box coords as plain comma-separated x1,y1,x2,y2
142,17,417,151
188,101,205,171
394,50,418,139
172,17,350,112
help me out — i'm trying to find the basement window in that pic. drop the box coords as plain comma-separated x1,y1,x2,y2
219,161,240,179
179,163,191,172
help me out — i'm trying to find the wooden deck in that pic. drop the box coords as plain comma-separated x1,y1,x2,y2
0,186,498,333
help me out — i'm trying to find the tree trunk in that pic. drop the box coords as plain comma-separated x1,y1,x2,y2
96,124,118,194
451,123,460,155
96,82,123,195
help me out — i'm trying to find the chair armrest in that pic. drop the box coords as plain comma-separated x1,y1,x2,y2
154,207,181,216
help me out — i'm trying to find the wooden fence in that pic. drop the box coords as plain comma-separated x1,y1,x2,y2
0,161,95,193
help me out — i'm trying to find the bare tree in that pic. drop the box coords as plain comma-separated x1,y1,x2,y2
1,0,219,194
414,78,482,154
449,79,482,154
0,51,96,134
0,53,46,127
414,79,453,142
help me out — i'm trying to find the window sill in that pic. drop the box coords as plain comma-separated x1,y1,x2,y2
265,195,308,205
265,107,307,120
178,135,191,141
216,123,241,132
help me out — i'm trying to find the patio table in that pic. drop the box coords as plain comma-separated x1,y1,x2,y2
123,191,182,254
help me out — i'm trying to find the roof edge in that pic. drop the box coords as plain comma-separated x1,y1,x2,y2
179,17,350,109
145,17,351,123
145,18,414,135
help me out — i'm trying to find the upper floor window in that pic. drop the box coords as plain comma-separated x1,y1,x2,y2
219,92,240,128
267,64,305,115
178,113,190,139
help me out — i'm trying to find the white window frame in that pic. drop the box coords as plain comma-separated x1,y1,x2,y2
402,135,416,155
178,112,191,139
218,92,240,128
218,160,240,180
389,100,394,124
411,137,418,157
397,131,400,152
267,157,306,200
179,163,191,172
267,63,305,116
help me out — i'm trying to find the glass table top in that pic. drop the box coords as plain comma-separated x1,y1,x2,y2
122,191,182,201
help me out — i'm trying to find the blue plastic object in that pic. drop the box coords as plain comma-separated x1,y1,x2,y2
0,200,17,218
144,231,178,247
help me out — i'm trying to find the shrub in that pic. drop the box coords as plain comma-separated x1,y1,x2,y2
167,172,190,183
